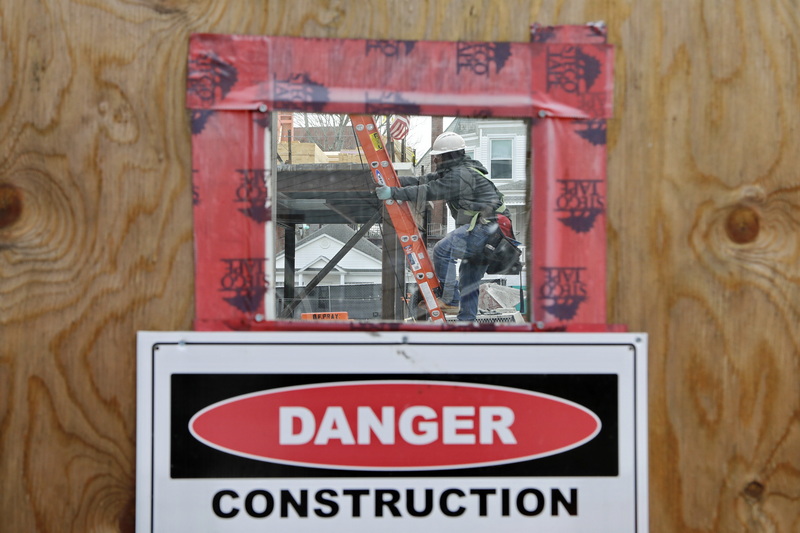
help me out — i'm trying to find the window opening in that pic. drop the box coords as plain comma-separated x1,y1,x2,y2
186,29,614,330
275,113,529,324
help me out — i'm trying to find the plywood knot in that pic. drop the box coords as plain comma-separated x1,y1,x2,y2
725,205,759,244
0,184,22,229
743,480,765,501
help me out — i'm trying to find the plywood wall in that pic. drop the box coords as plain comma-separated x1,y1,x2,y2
0,1,798,531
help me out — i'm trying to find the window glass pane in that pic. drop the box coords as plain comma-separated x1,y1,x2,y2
492,139,512,159
491,160,512,180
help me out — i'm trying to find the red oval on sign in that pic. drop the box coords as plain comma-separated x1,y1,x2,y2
189,381,601,471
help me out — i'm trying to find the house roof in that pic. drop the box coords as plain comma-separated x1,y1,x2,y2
283,224,384,262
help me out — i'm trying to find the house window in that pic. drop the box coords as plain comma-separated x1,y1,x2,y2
490,139,513,180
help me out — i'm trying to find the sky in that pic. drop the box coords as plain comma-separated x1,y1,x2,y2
405,116,455,156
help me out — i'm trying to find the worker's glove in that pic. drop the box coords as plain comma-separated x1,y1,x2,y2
375,186,393,200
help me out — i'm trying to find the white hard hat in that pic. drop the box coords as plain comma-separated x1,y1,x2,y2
429,132,466,155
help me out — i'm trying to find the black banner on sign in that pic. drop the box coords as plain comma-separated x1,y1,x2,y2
171,373,618,479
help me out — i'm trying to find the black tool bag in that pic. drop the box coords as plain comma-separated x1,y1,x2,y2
482,227,522,275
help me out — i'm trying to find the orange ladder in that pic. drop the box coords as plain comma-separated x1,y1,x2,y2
349,114,445,322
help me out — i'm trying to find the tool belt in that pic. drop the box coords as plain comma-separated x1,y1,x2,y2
481,226,522,275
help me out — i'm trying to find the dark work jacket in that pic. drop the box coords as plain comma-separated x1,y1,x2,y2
393,154,509,227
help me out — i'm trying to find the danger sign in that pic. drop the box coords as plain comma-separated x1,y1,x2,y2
137,331,648,532
189,381,600,470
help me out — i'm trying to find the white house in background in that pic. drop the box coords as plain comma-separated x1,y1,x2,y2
276,224,421,319
275,225,391,287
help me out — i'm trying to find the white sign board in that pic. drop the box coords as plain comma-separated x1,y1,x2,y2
136,331,648,532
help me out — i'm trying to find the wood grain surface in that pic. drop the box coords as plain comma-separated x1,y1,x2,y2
1,1,798,532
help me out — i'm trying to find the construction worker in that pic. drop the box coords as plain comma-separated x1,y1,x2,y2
376,132,510,321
